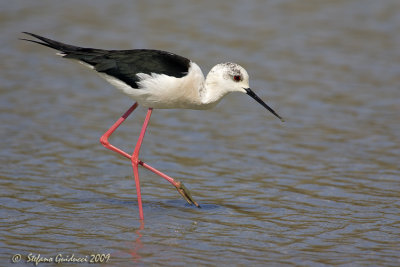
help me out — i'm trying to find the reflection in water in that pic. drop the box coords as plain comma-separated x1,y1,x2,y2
127,221,144,264
1,0,400,266
110,220,144,264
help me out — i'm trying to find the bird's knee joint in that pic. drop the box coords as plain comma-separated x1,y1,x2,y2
100,136,110,147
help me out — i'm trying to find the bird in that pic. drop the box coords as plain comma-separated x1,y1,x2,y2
21,32,283,220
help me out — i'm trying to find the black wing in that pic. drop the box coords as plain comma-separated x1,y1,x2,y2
22,32,191,88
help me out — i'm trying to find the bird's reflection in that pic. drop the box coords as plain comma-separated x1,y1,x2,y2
127,220,144,263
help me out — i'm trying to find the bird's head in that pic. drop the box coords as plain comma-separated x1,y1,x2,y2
206,62,284,121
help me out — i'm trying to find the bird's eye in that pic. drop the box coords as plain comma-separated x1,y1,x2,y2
233,75,241,82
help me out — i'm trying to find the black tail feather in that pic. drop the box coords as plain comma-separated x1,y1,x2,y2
21,32,83,53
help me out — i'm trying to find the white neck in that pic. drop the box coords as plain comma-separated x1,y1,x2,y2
199,82,227,108
198,66,231,108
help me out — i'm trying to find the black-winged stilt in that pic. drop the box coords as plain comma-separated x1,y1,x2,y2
22,32,283,220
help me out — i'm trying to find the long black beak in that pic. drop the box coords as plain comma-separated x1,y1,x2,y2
244,88,284,122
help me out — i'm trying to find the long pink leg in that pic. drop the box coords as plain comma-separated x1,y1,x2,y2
100,103,199,220
100,102,139,159
130,108,153,220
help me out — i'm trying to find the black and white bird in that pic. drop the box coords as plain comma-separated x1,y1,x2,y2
22,32,283,220
22,32,283,117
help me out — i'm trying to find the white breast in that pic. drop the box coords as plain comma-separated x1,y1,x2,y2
101,62,211,109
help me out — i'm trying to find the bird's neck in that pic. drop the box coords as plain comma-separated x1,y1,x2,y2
200,84,222,107
199,76,228,108
187,62,226,109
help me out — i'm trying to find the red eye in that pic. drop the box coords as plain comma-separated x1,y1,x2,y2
233,75,241,82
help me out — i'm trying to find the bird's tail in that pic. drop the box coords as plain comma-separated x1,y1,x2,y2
20,32,83,55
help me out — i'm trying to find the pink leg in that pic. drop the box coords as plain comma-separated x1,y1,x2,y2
100,102,138,159
100,103,199,220
130,108,153,220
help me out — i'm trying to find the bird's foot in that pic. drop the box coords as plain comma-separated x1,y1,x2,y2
175,181,200,208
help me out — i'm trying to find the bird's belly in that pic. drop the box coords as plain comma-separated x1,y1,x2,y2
135,88,207,109
134,72,210,110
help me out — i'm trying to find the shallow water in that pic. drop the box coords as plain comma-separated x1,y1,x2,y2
1,0,400,266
